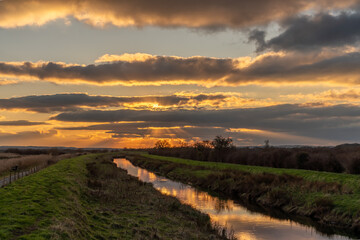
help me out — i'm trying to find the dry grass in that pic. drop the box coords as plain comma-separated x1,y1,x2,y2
0,155,53,174
83,155,228,240
0,153,21,159
0,153,80,175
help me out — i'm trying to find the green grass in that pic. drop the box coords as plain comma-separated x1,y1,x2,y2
0,153,225,240
140,153,360,192
122,152,360,236
0,154,88,239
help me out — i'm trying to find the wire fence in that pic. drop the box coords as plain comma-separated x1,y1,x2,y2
0,164,47,188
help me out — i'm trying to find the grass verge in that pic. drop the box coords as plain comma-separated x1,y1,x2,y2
124,152,360,238
0,153,227,240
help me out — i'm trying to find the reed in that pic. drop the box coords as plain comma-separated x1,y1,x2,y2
0,155,53,174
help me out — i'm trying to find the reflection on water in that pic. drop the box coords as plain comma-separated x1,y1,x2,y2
114,158,351,240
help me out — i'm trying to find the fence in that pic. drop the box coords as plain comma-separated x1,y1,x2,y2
0,164,46,188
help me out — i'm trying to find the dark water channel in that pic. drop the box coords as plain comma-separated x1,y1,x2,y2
114,158,353,240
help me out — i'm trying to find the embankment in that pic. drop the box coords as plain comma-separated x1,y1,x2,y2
126,152,360,238
0,153,227,239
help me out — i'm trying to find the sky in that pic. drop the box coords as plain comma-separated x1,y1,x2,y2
1,0,360,148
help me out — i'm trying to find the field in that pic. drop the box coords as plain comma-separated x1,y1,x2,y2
125,151,360,237
149,144,360,174
0,153,226,240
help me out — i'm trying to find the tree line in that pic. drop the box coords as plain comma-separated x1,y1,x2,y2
150,137,360,174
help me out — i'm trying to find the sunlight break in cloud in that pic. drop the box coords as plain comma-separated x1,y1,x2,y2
50,103,360,144
0,92,276,113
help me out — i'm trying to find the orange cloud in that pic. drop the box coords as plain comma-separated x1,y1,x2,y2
281,88,360,104
2,51,360,87
95,53,154,63
0,0,356,29
0,92,278,113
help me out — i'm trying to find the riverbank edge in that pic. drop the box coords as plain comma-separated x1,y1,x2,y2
125,152,360,238
0,153,229,239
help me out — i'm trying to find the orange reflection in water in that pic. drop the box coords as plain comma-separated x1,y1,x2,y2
114,158,349,240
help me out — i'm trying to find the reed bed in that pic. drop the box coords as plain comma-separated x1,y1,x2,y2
0,155,53,174
0,153,21,159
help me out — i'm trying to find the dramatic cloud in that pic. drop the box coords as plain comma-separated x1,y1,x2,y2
250,11,360,52
0,92,254,113
0,129,114,147
0,120,47,126
4,1,360,148
0,0,356,29
60,123,224,140
0,54,236,86
51,104,360,125
51,104,360,144
0,130,57,142
2,52,360,86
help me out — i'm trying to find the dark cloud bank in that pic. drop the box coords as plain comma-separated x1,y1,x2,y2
53,104,360,143
0,0,355,29
0,120,47,126
250,11,360,52
0,93,227,113
2,52,360,85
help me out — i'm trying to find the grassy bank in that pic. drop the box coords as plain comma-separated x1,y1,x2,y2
0,153,75,179
0,153,226,239
125,152,360,237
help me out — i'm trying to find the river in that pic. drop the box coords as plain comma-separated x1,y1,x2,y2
114,158,352,240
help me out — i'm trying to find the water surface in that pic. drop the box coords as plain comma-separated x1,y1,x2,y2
114,158,351,240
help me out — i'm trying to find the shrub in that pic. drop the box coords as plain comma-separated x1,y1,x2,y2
326,156,345,173
349,158,360,174
296,152,310,169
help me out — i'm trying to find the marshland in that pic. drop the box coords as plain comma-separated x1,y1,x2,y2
1,142,360,239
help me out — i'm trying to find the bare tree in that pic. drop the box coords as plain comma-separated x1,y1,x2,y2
211,136,234,151
155,140,171,149
264,139,270,148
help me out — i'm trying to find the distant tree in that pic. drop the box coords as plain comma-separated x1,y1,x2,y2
349,158,360,174
154,140,171,149
194,140,212,151
178,141,189,148
326,155,344,173
210,136,235,162
264,139,270,148
296,152,309,169
211,136,234,151
193,140,212,161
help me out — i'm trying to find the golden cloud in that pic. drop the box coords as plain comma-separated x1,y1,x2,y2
1,51,360,87
281,88,360,104
0,92,279,113
0,0,356,29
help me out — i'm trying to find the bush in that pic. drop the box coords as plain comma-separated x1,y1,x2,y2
349,158,360,174
296,152,310,169
326,156,345,173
